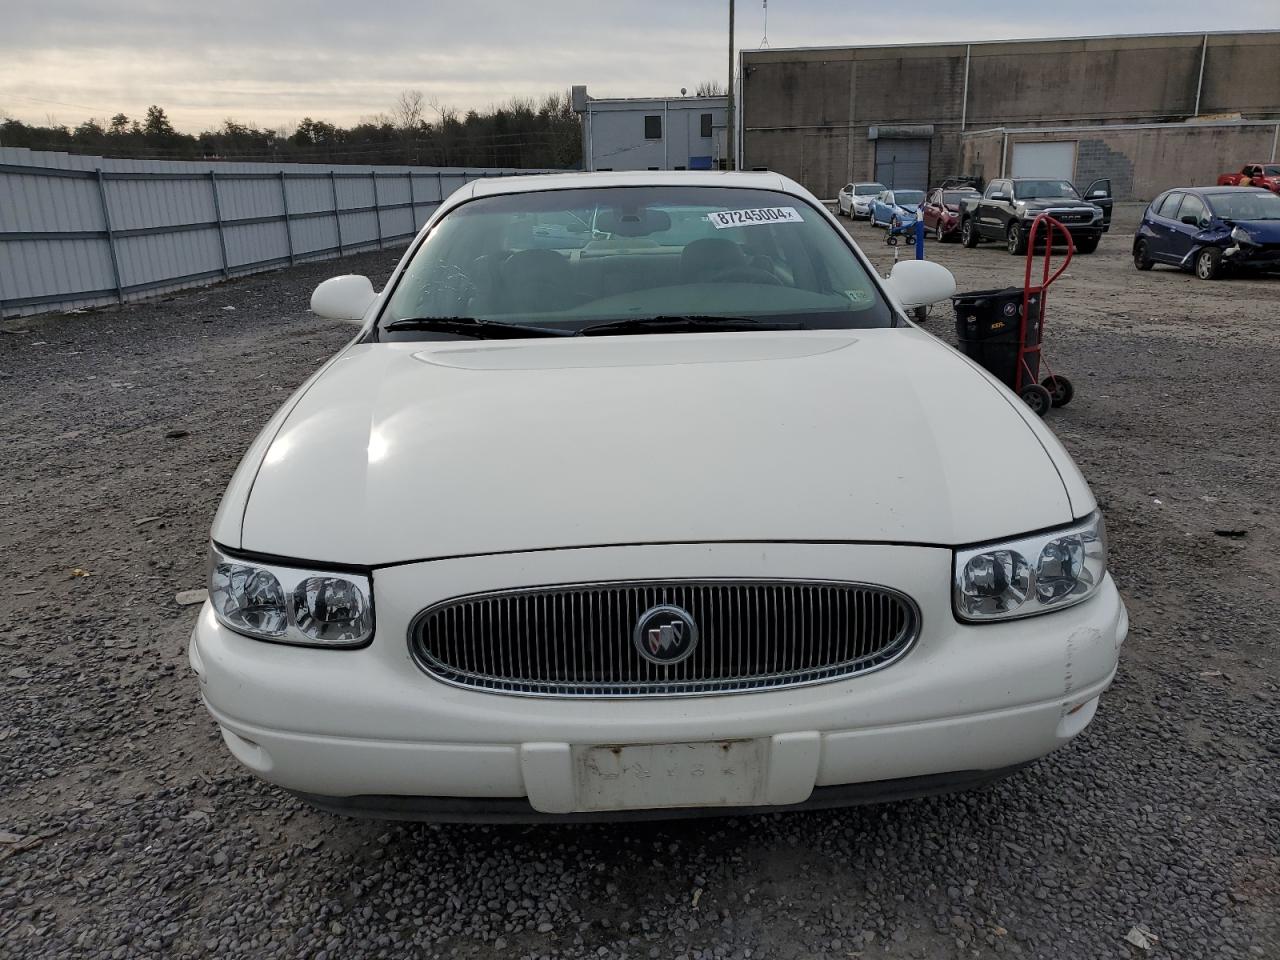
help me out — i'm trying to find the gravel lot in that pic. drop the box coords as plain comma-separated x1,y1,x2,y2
2,204,1277,960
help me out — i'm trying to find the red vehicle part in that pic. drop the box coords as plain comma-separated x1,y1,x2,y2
1217,164,1280,193
1015,214,1075,415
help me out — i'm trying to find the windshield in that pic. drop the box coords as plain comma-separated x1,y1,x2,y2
1208,191,1280,221
1014,180,1081,200
855,183,885,195
892,190,924,206
379,186,894,336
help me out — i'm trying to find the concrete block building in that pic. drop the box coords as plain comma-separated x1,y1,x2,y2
739,31,1280,200
572,86,728,172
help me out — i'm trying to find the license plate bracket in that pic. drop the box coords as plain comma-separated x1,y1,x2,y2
573,739,766,812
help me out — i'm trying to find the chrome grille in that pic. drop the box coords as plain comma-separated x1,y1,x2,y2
409,580,919,698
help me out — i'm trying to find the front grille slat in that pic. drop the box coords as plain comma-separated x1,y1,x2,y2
410,579,919,698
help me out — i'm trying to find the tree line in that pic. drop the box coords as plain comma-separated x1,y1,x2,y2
0,91,584,169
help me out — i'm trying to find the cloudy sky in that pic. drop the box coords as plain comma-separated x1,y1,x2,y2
3,1,1276,133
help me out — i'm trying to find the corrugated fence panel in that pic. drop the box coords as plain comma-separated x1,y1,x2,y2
0,146,558,317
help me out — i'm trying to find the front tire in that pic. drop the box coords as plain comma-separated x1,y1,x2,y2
1007,223,1027,256
961,218,979,248
935,222,946,242
1133,239,1154,271
1075,236,1099,255
1195,247,1223,280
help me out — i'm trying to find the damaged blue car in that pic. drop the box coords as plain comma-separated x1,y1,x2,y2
1133,186,1280,280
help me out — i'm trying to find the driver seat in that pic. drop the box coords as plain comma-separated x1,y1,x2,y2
679,238,745,283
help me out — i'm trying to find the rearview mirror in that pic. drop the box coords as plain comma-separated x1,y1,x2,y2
311,275,377,322
883,259,957,310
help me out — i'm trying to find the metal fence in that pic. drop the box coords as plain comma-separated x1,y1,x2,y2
0,147,557,318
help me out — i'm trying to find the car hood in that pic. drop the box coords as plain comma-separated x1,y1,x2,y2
229,330,1084,565
1226,219,1280,243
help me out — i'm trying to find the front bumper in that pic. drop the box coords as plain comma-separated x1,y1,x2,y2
190,542,1127,819
1223,242,1280,269
1018,221,1103,242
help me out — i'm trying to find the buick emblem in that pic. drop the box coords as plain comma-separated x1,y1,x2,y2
633,604,699,666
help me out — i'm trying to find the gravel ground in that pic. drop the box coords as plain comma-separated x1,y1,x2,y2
1,207,1277,960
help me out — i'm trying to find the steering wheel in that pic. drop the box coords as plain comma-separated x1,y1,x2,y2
712,266,783,286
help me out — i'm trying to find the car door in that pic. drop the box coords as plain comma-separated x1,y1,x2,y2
1141,192,1181,262
923,189,942,230
1163,193,1210,265
978,181,1011,238
839,183,853,213
874,191,891,224
1081,179,1113,230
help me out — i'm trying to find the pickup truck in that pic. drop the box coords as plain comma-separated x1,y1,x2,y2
959,177,1112,255
1217,163,1280,193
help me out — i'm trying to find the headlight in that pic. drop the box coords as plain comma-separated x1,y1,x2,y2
208,545,374,647
954,513,1106,622
1230,226,1253,245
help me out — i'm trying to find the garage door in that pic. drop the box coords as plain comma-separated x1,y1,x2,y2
1011,141,1077,181
873,139,930,191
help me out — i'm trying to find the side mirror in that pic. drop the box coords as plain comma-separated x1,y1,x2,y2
1180,215,1199,226
992,192,1010,202
310,275,376,322
884,259,957,310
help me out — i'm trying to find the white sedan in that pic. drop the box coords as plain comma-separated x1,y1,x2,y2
837,181,886,219
190,170,1127,821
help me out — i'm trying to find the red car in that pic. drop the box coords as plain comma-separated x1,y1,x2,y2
922,186,981,241
1217,163,1280,194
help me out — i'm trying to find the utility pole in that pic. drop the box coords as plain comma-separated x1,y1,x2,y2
726,0,735,170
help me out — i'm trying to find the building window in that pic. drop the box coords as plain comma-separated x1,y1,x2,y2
700,113,713,139
644,115,662,140
674,165,686,171
647,166,660,171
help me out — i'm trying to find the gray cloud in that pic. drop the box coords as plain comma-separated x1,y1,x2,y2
2,1,1270,132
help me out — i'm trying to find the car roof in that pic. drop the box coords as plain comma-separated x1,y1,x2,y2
1173,186,1273,197
469,169,794,198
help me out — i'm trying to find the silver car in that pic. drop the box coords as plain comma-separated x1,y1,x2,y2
838,181,887,219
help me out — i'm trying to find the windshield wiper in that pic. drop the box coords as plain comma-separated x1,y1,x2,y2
577,315,804,337
383,316,571,339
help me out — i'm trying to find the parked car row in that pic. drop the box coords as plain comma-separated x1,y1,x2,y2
839,173,1279,281
841,177,1113,256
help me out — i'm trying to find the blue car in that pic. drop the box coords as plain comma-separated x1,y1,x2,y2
869,189,925,229
1134,186,1280,280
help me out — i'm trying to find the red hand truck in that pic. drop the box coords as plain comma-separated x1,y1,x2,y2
1015,214,1076,417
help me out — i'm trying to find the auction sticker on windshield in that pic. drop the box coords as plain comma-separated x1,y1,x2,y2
708,207,804,229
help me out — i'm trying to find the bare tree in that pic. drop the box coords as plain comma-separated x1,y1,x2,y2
393,89,425,132
427,95,458,128
695,80,725,97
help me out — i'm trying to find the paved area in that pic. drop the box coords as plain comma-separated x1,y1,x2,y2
1,209,1277,959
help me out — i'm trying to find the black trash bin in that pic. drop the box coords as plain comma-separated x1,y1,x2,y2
951,287,1042,390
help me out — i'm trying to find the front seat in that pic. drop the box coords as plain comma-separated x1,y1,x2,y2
491,249,577,314
679,238,745,284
